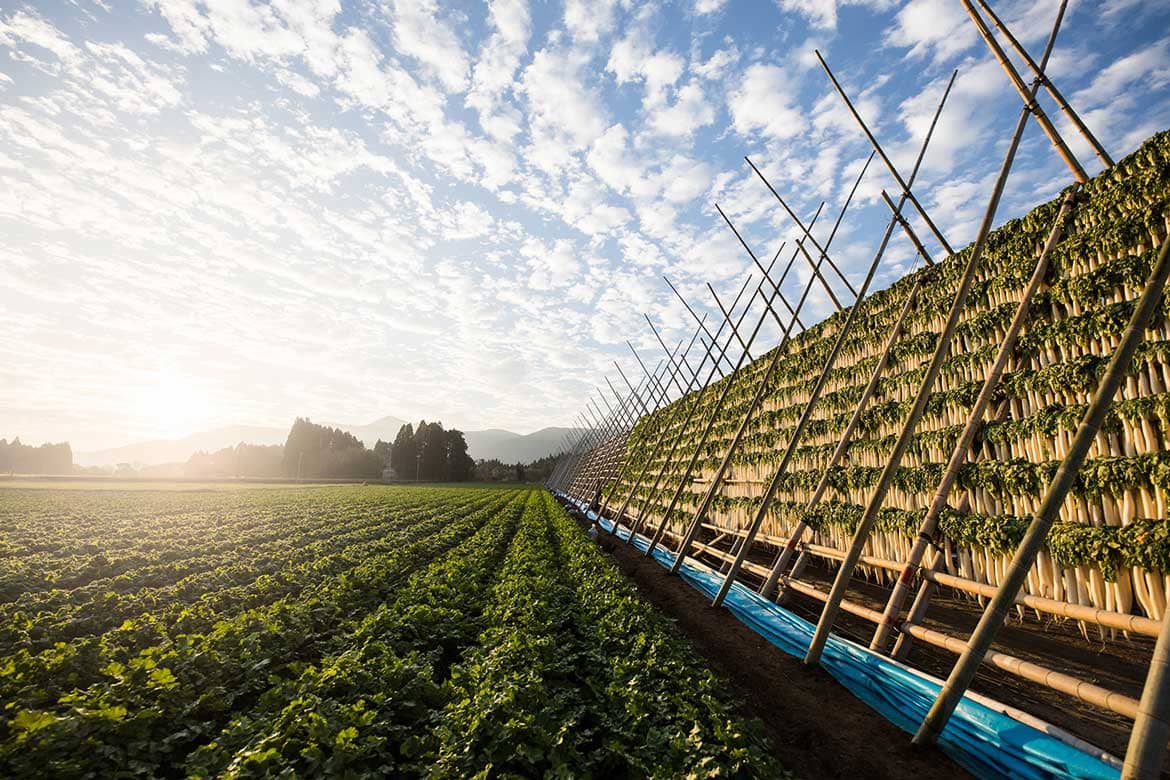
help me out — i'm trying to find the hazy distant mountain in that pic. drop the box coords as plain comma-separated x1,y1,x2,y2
74,425,287,467
75,417,576,467
463,427,578,464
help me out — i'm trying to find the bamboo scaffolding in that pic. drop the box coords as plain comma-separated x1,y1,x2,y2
615,266,775,540
703,161,882,602
758,68,955,600
870,186,1081,653
804,6,1070,665
915,224,1170,742
610,274,758,539
880,190,934,265
664,198,850,566
594,327,705,518
643,211,825,555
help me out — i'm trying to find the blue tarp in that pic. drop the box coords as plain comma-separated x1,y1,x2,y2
563,494,1120,780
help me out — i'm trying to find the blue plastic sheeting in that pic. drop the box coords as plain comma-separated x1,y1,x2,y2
563,494,1119,780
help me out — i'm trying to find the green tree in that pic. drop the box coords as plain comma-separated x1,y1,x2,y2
390,423,415,477
445,429,475,482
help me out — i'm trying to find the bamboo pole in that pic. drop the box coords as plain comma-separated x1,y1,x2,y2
892,546,950,661
663,274,751,375
870,187,1080,653
665,192,854,568
757,69,957,600
803,18,1065,666
611,274,757,539
785,576,1141,720
914,231,1170,745
643,213,824,555
815,50,954,256
960,0,1088,184
1123,612,1170,778
971,0,1112,168
880,190,934,265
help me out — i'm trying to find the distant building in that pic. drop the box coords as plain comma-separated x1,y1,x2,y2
382,465,399,481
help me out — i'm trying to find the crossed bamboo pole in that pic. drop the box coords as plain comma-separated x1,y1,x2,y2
616,269,774,541
644,210,826,557
870,186,1081,653
710,137,945,605
589,322,706,523
917,231,1170,746
670,155,873,585
802,5,1079,666
560,364,657,495
605,283,752,537
760,68,956,599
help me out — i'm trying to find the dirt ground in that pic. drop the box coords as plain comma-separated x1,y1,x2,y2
565,502,970,779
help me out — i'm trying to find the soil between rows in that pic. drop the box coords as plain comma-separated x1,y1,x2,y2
564,504,970,779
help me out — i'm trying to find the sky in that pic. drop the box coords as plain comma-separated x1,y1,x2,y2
1,0,1169,451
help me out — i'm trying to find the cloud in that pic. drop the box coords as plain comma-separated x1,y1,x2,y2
467,0,532,141
0,11,82,64
728,63,805,141
519,45,608,149
883,0,976,63
389,0,470,93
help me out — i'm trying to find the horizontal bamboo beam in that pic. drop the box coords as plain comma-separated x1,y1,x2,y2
785,576,1141,720
800,542,1162,637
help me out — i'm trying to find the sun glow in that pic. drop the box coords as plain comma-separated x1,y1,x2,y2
133,371,215,440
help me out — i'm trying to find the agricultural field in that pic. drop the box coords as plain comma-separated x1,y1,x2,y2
0,482,783,778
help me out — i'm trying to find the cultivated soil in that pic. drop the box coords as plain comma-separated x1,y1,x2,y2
562,501,971,779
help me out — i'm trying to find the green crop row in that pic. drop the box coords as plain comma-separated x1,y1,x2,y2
0,484,784,777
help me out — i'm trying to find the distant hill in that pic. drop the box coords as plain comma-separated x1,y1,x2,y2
75,417,576,467
463,427,578,464
74,425,288,467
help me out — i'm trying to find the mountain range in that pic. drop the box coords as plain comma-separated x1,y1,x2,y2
73,416,578,468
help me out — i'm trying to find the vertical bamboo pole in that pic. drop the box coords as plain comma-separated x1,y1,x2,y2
757,69,956,599
870,187,1080,652
915,233,1170,744
804,31,1054,666
1123,610,1170,779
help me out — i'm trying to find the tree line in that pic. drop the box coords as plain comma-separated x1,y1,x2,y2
0,438,72,475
